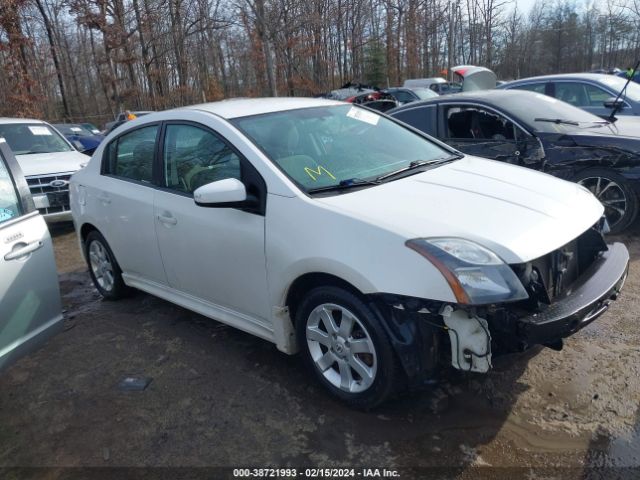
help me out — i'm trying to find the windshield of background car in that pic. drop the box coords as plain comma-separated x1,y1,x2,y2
413,88,439,100
600,75,640,102
53,124,94,137
506,93,611,133
232,105,452,192
0,123,73,155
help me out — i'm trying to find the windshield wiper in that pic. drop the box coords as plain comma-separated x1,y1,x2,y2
307,177,381,194
534,118,580,126
374,155,462,182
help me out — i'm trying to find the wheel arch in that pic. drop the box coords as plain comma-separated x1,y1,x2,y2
285,272,364,323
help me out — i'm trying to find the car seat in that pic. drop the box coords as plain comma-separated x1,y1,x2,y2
123,140,154,182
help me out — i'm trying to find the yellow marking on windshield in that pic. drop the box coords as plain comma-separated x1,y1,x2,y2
305,165,336,181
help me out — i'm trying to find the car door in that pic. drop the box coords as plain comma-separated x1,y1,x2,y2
438,103,541,166
153,120,270,327
89,123,167,285
0,140,62,371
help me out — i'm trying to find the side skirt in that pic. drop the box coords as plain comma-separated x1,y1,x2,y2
122,273,276,345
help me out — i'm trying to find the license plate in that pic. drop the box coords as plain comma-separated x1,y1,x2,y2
33,194,49,209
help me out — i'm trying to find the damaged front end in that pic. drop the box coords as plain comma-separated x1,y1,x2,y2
369,221,629,388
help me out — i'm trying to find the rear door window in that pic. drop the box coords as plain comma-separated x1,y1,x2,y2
103,125,159,183
392,105,437,135
510,83,547,94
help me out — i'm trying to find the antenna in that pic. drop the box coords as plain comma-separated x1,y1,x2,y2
608,60,640,122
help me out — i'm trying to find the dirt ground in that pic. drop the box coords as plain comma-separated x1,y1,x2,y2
1,222,639,479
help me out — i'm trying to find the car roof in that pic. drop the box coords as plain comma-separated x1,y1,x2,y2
181,97,345,119
502,73,615,85
389,89,540,112
0,118,46,125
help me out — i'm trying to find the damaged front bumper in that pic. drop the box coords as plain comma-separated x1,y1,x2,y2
516,242,629,346
370,242,629,388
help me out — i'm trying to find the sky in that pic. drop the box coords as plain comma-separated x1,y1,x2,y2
514,0,539,14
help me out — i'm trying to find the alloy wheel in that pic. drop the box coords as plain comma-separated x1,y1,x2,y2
578,176,627,229
306,303,377,393
89,240,115,292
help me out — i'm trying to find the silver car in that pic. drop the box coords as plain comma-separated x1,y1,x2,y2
0,139,63,371
499,73,640,117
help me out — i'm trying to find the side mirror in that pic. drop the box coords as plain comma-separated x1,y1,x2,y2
604,97,625,110
72,140,86,152
193,178,247,207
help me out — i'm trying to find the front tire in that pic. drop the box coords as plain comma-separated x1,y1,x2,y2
573,168,638,234
85,230,129,300
295,286,399,409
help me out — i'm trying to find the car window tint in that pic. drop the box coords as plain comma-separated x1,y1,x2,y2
0,158,21,224
106,125,158,183
445,106,523,141
511,83,546,94
554,82,589,106
392,106,433,134
163,124,241,194
584,84,611,106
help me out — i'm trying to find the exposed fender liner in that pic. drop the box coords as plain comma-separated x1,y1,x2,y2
368,294,444,389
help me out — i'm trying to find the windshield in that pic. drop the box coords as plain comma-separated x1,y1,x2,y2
600,75,640,102
0,123,73,155
232,105,452,193
506,93,610,133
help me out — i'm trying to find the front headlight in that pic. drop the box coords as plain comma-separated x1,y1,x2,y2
406,237,529,305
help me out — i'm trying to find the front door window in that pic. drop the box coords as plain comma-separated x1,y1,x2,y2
0,156,21,224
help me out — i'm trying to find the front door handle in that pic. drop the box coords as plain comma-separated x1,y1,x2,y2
4,241,43,261
157,214,177,226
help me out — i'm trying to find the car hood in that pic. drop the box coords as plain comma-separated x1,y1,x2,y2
15,151,89,177
579,117,640,139
316,156,603,263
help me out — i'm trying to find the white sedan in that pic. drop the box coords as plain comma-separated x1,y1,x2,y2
70,98,628,408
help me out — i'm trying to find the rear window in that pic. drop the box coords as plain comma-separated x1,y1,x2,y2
0,123,73,155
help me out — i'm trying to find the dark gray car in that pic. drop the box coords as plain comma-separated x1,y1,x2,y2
498,73,640,118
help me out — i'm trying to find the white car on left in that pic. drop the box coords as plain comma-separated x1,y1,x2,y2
0,118,89,222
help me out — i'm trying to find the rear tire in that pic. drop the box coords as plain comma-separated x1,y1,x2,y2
85,230,129,300
573,168,638,234
295,286,398,409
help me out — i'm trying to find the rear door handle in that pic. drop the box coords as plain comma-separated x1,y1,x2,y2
157,214,177,226
97,193,111,205
4,241,43,261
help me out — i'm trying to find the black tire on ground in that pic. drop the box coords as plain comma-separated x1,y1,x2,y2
84,230,129,300
295,285,399,409
572,168,639,234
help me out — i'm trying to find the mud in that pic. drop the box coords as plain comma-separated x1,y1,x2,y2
0,222,639,478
